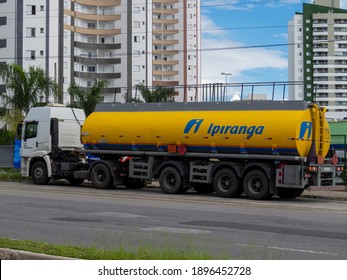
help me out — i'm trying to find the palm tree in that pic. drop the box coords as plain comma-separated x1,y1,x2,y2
132,83,174,103
0,63,59,115
0,63,59,130
68,80,110,116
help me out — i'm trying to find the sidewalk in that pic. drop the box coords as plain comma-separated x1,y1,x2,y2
302,188,347,201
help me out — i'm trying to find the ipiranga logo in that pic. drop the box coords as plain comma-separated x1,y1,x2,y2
184,119,264,138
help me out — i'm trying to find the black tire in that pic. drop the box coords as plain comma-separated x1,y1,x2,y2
31,161,50,185
91,164,113,189
192,183,214,193
67,178,85,186
243,170,271,200
159,166,184,194
213,168,242,198
277,188,304,199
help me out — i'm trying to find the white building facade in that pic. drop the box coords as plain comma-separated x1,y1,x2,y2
1,0,201,105
288,0,347,113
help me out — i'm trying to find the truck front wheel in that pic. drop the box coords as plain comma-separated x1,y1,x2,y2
213,169,242,198
91,164,113,189
243,170,271,200
159,166,184,194
31,161,50,185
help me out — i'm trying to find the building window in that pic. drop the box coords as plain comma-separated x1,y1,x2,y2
134,36,140,42
27,5,36,15
88,22,96,29
40,5,44,11
134,21,140,28
87,66,96,72
0,39,6,48
134,7,140,14
26,27,36,37
40,28,44,33
0,17,6,26
27,50,35,60
40,50,44,56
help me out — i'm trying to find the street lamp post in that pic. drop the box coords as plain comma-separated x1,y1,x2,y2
221,72,232,101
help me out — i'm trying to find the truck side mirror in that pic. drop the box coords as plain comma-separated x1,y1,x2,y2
16,123,22,140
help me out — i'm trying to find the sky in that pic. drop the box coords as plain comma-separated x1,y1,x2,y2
201,0,347,85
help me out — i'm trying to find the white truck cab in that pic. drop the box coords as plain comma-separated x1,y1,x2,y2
20,105,86,184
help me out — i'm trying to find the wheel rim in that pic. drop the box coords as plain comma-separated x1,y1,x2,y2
34,167,44,179
97,171,105,183
165,174,176,189
219,175,232,192
248,177,263,194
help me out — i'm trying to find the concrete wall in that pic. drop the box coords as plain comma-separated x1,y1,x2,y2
0,145,14,167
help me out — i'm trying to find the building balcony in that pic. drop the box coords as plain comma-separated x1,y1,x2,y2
153,59,179,66
74,0,121,7
74,71,121,79
153,0,179,4
153,49,179,55
153,29,179,35
153,19,179,25
153,39,179,45
153,8,179,14
65,24,121,36
74,56,121,65
75,41,121,50
153,70,179,76
75,12,121,22
153,81,180,88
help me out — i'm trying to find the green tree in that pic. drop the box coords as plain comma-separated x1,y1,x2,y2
68,80,110,117
0,63,59,130
132,84,174,103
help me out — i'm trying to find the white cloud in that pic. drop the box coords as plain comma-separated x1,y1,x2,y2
201,37,287,83
201,0,301,11
201,15,287,83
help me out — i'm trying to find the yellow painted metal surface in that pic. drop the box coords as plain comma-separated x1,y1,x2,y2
81,106,330,158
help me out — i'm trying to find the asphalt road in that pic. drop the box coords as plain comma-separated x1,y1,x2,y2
0,181,347,259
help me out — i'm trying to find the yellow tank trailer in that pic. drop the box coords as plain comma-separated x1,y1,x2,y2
82,101,330,159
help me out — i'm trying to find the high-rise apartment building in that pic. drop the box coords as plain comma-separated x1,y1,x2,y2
0,0,200,106
288,0,347,113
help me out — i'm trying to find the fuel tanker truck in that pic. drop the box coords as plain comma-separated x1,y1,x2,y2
19,100,344,200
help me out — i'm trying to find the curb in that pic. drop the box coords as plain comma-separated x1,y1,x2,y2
301,193,347,201
0,248,74,260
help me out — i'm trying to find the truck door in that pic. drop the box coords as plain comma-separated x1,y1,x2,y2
21,121,39,158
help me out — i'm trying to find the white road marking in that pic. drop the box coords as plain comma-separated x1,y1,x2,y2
234,243,341,256
142,226,211,234
90,212,145,219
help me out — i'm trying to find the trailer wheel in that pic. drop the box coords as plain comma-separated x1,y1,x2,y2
31,161,50,185
213,168,242,198
159,166,184,194
91,164,113,189
243,170,271,200
277,188,304,199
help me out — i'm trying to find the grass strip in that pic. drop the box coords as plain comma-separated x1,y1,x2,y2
0,238,213,260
